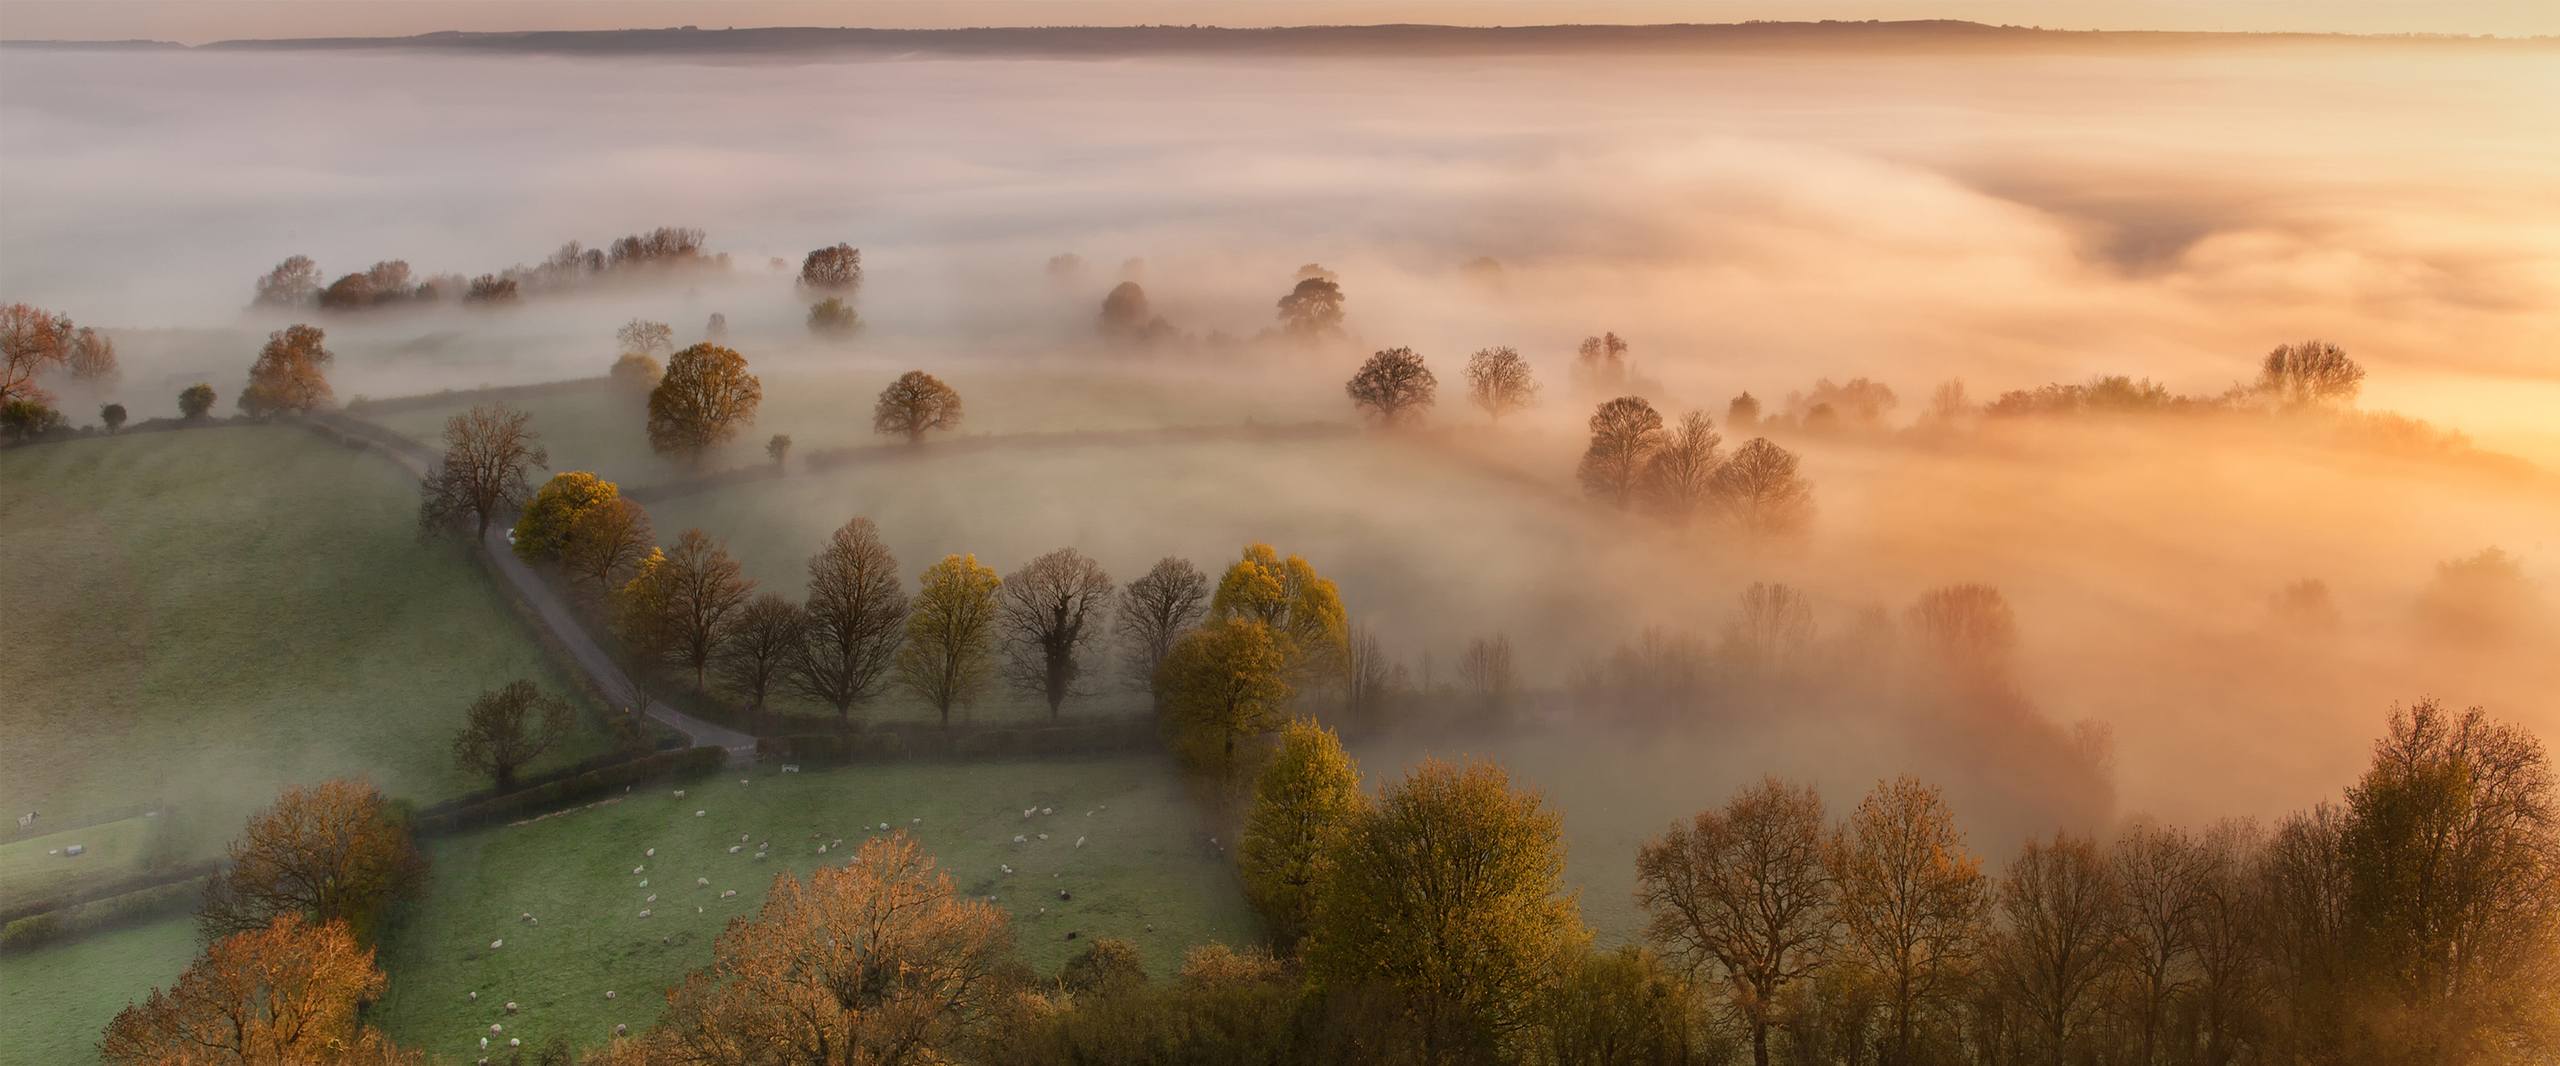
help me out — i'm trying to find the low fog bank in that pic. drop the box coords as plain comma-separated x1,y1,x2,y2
5,43,2555,857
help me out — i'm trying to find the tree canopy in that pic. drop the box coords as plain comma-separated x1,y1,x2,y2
898,553,1003,726
874,369,964,443
647,343,763,464
239,324,333,416
1345,347,1438,426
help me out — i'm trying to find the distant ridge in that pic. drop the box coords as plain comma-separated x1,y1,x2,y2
5,21,2549,58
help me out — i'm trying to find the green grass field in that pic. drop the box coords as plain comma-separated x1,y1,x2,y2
369,755,1256,1058
0,912,198,1063
368,363,1345,491
0,426,607,906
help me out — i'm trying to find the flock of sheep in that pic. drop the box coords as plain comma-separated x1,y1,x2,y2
455,775,1114,1060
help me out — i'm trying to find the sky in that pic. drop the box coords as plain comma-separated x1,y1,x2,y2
2,0,2555,43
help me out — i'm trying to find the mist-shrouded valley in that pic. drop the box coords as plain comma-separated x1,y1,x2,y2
2,18,2555,1066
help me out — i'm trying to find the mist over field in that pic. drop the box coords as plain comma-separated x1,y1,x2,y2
7,37,2557,832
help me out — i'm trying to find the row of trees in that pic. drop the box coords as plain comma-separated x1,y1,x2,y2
249,228,721,313
1582,397,1815,535
1,302,120,440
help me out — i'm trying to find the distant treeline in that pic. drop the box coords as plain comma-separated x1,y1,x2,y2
248,226,726,313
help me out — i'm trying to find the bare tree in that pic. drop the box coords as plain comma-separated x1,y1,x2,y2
1345,347,1437,426
1724,582,1816,677
1713,437,1813,537
451,680,574,790
2256,339,2363,408
1905,583,2017,678
1456,634,1517,716
794,518,909,723
659,529,757,691
719,594,808,713
765,433,793,468
1641,410,1723,524
1116,557,1208,701
616,319,674,358
873,370,963,444
997,548,1115,719
2114,821,2210,1066
563,497,653,592
1463,346,1538,424
1994,833,2122,1066
1342,622,1398,726
1637,778,1837,1066
1573,332,1631,393
1578,396,1664,508
416,403,546,542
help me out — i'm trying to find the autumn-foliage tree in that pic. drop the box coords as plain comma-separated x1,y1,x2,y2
897,554,1002,727
638,834,1013,1065
2,303,117,409
1713,437,1813,537
1637,777,1836,1066
1208,543,1349,681
873,370,964,444
1579,396,1663,508
1828,776,1988,1065
102,915,421,1066
1157,619,1293,788
1308,759,1584,1064
1345,347,1437,426
239,323,334,416
610,353,662,394
808,297,861,338
563,496,655,592
647,343,763,465
997,547,1115,719
1114,556,1209,703
416,403,546,541
799,242,864,293
512,471,620,562
199,779,426,943
719,593,808,713
1238,718,1364,955
1464,346,1538,424
795,517,910,724
451,679,574,790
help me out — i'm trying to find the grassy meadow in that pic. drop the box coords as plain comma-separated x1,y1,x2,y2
0,426,607,906
0,912,199,1063
368,755,1256,1058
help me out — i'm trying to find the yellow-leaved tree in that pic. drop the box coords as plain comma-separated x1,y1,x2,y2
512,470,619,562
1157,618,1293,789
1208,544,1348,682
1238,718,1364,955
896,553,1002,726
103,915,423,1066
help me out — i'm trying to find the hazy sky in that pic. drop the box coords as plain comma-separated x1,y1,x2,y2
2,0,2554,43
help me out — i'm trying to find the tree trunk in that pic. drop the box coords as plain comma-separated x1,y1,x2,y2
1752,1019,1771,1066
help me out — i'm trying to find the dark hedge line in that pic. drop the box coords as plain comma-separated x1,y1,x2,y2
0,876,206,954
757,720,1157,766
410,745,725,837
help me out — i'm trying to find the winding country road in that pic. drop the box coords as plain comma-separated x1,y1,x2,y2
312,413,759,763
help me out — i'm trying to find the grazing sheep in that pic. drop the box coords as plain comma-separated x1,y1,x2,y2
638,909,653,918
490,1023,504,1034
644,848,656,858
1000,864,1013,874
638,879,648,888
646,894,657,903
1076,836,1087,848
519,912,533,923
721,889,737,898
1058,889,1072,901
605,990,618,1000
489,939,504,950
1022,808,1035,819
674,789,686,798
504,1002,518,1014
729,845,742,854
740,834,750,842
632,865,645,875
1038,833,1049,840
739,779,749,785
878,822,889,831
697,877,710,886
469,991,478,1002
694,809,705,817
1042,807,1053,816
1013,834,1027,844
480,1036,489,1050
510,1038,520,1048
911,818,921,825
615,1024,628,1036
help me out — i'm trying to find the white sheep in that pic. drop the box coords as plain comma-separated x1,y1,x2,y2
605,990,618,1000
632,865,645,875
615,1024,629,1036
1042,807,1054,815
644,848,655,858
728,844,742,854
1013,834,1026,844
740,834,750,842
510,1038,520,1048
697,876,710,886
911,817,921,825
469,991,478,1001
694,809,706,817
638,879,648,888
674,789,687,798
646,894,657,903
1000,863,1013,874
481,1036,489,1050
490,1023,504,1034
878,822,890,831
504,1001,519,1014
1022,808,1035,819
1038,833,1049,840
489,939,504,950
639,909,653,918
720,889,737,898
1076,836,1087,848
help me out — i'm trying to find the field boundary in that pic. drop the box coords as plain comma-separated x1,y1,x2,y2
344,376,613,418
